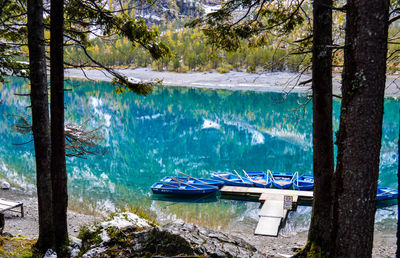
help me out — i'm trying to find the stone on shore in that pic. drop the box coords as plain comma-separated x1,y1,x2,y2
0,180,10,190
74,212,264,257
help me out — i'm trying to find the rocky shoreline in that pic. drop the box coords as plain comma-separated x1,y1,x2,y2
0,187,396,257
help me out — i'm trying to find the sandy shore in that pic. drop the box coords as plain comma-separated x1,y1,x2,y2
65,68,400,97
0,188,396,257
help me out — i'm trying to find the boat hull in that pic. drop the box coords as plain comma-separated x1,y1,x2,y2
245,171,272,188
293,174,314,191
271,172,294,189
151,182,218,195
160,176,224,188
376,187,398,201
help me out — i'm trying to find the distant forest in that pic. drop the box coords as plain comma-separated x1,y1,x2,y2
16,0,400,74
63,24,307,73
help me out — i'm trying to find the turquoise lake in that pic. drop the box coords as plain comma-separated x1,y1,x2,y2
0,77,398,234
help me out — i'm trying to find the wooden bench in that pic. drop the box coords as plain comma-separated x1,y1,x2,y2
0,199,24,217
0,199,24,234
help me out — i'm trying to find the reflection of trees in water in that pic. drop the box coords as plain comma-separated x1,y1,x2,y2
0,77,399,217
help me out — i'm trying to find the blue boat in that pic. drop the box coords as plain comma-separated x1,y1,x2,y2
270,171,295,189
243,171,272,188
293,174,314,191
151,181,218,195
376,187,398,201
160,176,224,189
210,172,254,187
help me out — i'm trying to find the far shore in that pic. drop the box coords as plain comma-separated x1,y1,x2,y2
65,68,400,97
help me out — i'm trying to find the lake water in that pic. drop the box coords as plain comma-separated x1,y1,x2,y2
0,77,398,235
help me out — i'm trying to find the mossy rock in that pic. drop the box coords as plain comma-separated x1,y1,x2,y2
75,213,263,258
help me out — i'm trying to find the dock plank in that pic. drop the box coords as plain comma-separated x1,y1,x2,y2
254,217,282,236
220,186,313,198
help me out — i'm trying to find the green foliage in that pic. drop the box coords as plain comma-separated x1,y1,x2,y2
188,0,306,52
66,26,306,73
0,0,172,95
0,0,28,81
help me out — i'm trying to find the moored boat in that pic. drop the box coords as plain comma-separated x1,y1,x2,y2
293,174,314,191
376,187,398,201
151,181,218,195
242,170,272,188
210,172,254,187
160,176,224,189
270,171,295,189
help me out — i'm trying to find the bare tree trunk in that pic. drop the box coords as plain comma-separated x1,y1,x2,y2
50,0,68,251
305,0,334,255
27,0,53,251
397,109,400,257
331,0,389,256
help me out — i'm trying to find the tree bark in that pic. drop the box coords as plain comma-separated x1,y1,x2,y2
306,0,334,255
50,0,68,251
331,0,389,256
27,0,54,252
397,110,400,257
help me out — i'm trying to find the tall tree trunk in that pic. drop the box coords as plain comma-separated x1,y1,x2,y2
331,0,389,256
306,0,334,255
27,0,53,251
397,109,400,257
50,0,68,250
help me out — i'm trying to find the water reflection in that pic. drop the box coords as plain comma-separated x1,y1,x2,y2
0,77,398,233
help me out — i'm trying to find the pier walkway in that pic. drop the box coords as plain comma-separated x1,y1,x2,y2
220,186,313,236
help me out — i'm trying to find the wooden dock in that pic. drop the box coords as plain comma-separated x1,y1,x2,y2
220,186,313,236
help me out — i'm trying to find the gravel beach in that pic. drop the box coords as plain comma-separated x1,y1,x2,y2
65,68,400,97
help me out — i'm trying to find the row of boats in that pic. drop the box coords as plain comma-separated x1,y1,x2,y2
150,170,398,201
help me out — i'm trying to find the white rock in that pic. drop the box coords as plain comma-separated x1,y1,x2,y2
0,180,10,190
44,249,57,258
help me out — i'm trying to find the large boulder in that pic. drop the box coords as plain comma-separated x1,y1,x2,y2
74,212,264,257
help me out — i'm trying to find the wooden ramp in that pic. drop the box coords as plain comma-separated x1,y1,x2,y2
255,217,282,236
220,186,313,236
